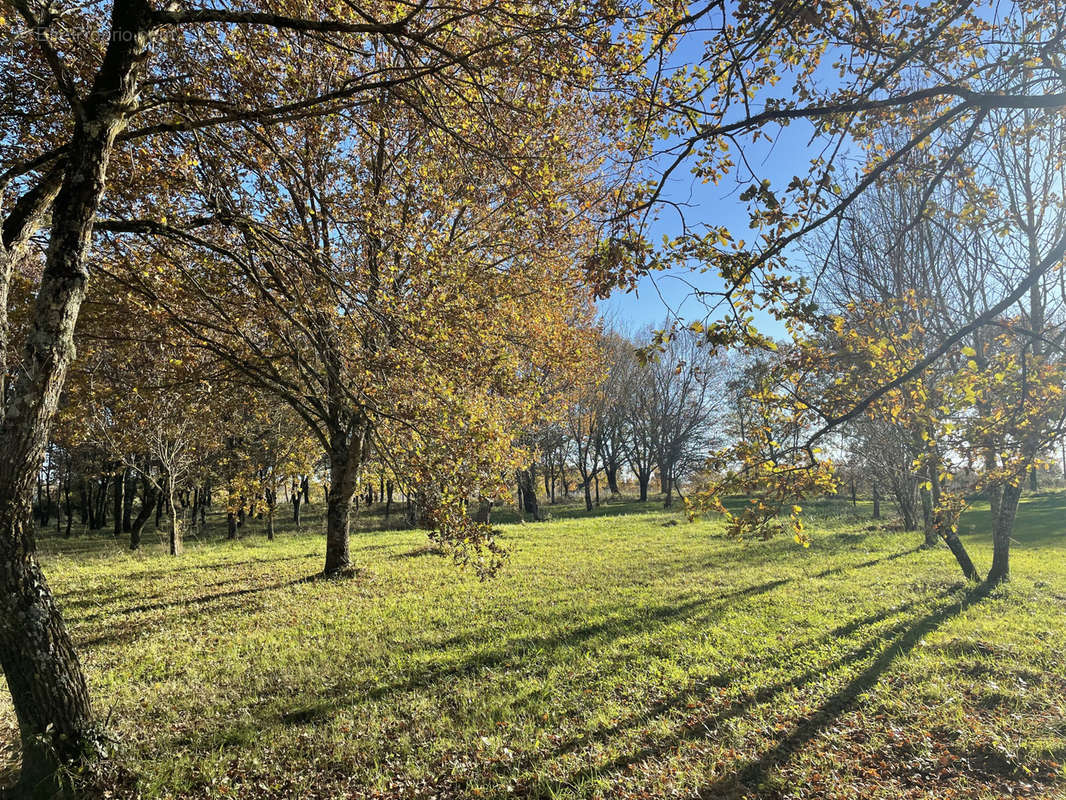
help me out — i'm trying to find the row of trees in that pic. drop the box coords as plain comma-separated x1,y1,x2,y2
517,328,725,516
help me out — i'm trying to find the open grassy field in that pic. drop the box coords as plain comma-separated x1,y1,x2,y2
2,495,1064,799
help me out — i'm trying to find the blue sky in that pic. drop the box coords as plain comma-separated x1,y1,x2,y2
597,119,820,336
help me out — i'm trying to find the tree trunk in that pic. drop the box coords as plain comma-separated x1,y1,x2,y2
0,504,94,796
638,470,649,502
63,469,73,539
154,489,164,529
582,480,593,512
872,481,881,520
385,481,393,518
129,481,157,551
324,424,368,576
122,468,135,532
113,468,125,538
987,481,1023,584
518,467,541,520
474,497,493,524
227,512,238,540
943,528,982,582
605,464,620,495
663,476,673,508
919,483,937,547
168,480,182,556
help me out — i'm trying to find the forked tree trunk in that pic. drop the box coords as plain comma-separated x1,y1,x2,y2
605,463,620,495
637,470,649,502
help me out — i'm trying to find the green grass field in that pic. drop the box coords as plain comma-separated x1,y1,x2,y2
2,494,1064,799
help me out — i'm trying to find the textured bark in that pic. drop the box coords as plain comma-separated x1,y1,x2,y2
324,421,369,575
517,467,541,520
0,503,94,796
0,0,155,787
987,481,1023,584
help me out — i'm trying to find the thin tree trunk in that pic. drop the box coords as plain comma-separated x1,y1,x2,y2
988,481,1023,584
113,468,125,538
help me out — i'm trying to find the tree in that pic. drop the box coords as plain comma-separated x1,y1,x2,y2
0,1,650,788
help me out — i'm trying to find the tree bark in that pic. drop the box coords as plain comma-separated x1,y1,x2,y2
324,421,369,575
987,481,1023,584
129,480,157,551
0,0,155,785
113,468,125,538
0,503,94,796
518,467,541,520
637,470,649,502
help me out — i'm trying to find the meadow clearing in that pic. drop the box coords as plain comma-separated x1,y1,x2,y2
2,495,1063,799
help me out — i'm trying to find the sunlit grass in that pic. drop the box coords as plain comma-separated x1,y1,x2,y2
2,493,1064,798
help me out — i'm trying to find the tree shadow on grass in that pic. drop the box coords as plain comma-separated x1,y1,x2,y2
72,572,333,648
270,577,793,731
514,582,967,795
694,580,994,798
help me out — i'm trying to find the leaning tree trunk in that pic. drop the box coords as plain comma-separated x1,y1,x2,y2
0,2,154,788
129,481,158,551
0,501,94,795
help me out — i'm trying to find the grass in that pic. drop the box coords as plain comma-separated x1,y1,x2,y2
2,493,1065,799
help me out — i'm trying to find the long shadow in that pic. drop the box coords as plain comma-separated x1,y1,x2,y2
807,546,921,580
268,577,792,731
695,581,994,797
515,582,966,795
72,574,321,648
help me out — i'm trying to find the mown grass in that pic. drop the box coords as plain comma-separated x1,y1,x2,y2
2,493,1064,799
